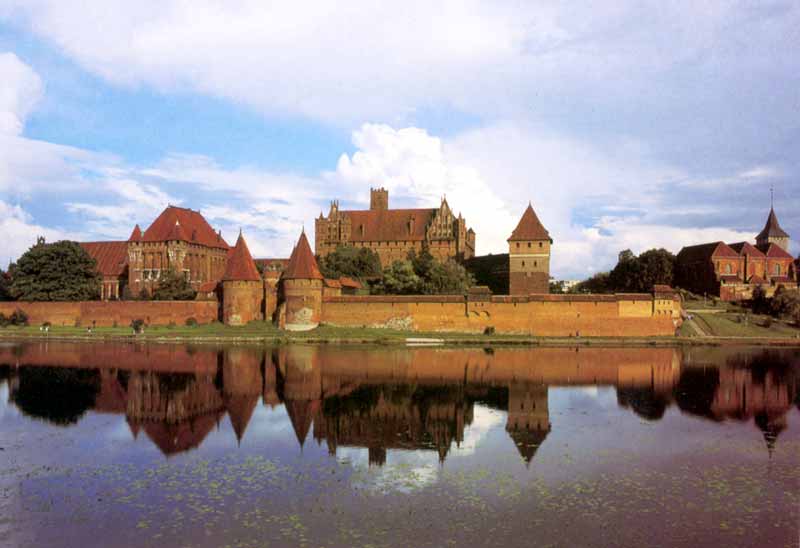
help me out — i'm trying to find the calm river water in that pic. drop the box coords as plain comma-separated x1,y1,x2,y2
0,342,797,548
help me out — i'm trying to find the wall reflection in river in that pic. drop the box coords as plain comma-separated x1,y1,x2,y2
0,343,798,548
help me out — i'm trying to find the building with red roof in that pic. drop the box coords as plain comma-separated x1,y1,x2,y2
507,203,552,295
676,206,796,301
315,187,475,267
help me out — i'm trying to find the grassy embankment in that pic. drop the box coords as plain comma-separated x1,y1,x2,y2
682,295,800,339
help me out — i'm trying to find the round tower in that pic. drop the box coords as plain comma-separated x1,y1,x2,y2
280,231,324,331
222,231,264,326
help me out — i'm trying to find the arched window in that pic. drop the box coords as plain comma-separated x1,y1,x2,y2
521,261,525,267
527,242,531,248
775,263,781,276
725,264,732,274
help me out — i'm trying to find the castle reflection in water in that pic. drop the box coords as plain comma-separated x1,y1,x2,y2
0,343,797,465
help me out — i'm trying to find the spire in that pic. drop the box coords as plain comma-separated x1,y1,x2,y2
756,206,790,241
282,232,323,280
223,232,261,282
128,224,143,242
508,203,551,242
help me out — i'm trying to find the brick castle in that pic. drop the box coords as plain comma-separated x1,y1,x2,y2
7,186,684,335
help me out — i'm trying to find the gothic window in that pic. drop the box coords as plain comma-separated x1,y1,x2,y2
725,264,732,274
775,264,781,275
534,261,538,267
539,242,543,248
527,242,531,248
516,243,520,249
522,261,525,267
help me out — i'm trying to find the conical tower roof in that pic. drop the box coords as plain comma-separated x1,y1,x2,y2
223,232,262,282
508,203,551,242
284,399,320,448
507,427,549,467
225,394,259,443
282,231,323,280
128,224,143,242
757,208,790,241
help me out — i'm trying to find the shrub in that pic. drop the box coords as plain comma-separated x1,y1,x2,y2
9,309,28,326
0,313,8,327
41,321,51,328
762,317,773,328
130,318,145,334
483,326,496,335
185,317,198,327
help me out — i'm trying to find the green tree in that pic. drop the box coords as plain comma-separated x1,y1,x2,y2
608,248,676,292
10,240,100,301
408,243,435,280
770,286,800,319
318,245,382,281
571,272,611,294
420,259,475,295
549,280,566,294
374,261,421,295
152,268,196,301
0,266,13,301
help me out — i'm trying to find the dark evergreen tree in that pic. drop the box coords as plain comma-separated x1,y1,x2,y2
152,268,197,301
10,240,100,301
0,266,13,301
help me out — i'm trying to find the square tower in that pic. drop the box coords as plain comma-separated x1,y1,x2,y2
370,187,389,210
508,203,552,295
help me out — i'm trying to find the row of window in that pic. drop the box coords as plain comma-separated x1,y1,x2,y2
141,269,191,281
515,242,545,249
721,263,782,275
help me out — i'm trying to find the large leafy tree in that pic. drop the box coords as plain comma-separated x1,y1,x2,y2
608,248,676,293
10,240,101,301
420,259,474,295
318,245,382,281
152,268,197,301
373,261,421,295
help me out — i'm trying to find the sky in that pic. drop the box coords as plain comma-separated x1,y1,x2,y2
0,1,798,279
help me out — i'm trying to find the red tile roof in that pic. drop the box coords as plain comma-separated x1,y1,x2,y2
677,242,739,263
338,276,362,289
508,203,551,241
341,208,437,241
757,208,790,241
141,206,229,249
80,241,128,277
324,278,342,288
223,232,262,282
283,232,323,280
729,241,765,258
761,243,794,259
198,281,219,293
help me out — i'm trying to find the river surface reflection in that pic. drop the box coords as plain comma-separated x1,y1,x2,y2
0,342,798,547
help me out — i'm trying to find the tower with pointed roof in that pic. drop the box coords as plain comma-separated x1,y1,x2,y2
756,206,790,253
280,230,324,331
508,203,552,295
222,231,264,326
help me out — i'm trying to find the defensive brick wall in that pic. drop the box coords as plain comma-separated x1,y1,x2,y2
0,301,219,327
321,293,679,337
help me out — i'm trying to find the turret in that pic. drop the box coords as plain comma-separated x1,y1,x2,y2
756,207,790,252
508,203,552,295
280,231,324,331
222,231,263,326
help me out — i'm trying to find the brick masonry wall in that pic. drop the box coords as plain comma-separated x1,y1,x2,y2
0,301,219,327
321,294,680,336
